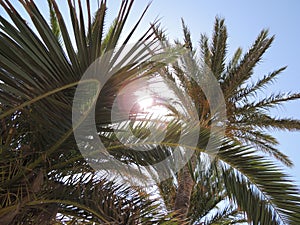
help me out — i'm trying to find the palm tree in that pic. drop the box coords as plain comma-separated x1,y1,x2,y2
1,1,300,224
159,157,247,224
0,0,182,224
153,18,300,224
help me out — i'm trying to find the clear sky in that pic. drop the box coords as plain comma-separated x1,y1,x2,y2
1,1,299,186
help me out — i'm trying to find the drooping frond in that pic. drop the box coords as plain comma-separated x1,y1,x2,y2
217,139,300,225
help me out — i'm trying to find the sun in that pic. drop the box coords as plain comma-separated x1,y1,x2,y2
136,96,170,118
138,97,153,110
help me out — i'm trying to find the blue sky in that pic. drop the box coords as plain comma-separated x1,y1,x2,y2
1,1,300,186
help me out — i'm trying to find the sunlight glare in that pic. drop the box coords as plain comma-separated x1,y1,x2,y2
138,97,153,110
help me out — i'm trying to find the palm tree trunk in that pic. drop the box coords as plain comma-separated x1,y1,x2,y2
174,163,195,219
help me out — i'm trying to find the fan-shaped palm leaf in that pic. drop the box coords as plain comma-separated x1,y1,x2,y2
0,0,179,223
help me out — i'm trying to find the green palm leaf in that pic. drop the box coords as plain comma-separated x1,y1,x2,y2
0,0,176,223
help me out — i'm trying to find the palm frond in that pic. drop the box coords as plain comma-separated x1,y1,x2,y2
222,29,274,98
217,140,300,225
210,17,227,80
238,92,300,112
202,206,246,225
47,0,60,41
181,18,193,51
0,0,170,223
234,67,287,101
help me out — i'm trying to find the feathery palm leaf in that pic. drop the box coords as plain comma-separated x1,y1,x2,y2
198,18,300,166
153,18,300,224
